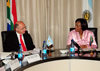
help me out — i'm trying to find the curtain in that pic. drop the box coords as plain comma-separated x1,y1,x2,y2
0,0,100,51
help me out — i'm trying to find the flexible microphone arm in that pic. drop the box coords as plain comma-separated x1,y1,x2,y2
71,39,81,53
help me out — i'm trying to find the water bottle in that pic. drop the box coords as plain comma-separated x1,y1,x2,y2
42,41,47,60
18,44,23,66
42,41,47,55
70,39,75,56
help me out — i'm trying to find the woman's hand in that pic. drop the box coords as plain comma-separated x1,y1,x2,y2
80,45,87,49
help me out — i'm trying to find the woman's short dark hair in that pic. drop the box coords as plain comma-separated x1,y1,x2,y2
75,18,88,31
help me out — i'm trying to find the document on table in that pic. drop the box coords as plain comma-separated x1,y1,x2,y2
0,66,5,71
0,52,11,60
82,48,96,52
15,48,41,56
3,60,12,64
95,49,100,51
9,59,20,71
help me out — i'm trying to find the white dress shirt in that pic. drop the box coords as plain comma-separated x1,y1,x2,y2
16,32,27,51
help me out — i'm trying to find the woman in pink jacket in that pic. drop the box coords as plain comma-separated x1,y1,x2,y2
67,18,97,49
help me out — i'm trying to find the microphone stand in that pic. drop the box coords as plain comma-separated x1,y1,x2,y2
90,36,93,56
90,46,93,56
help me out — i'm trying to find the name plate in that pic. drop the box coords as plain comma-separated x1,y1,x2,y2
25,54,41,64
9,59,20,71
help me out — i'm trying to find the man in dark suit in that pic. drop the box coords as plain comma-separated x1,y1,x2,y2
5,21,35,52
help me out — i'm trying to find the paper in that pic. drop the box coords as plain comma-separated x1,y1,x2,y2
22,50,40,55
0,52,11,60
82,48,96,51
33,48,41,53
59,50,68,54
82,48,91,51
95,49,100,51
15,48,40,56
8,59,20,71
3,60,12,64
0,66,5,71
25,54,41,64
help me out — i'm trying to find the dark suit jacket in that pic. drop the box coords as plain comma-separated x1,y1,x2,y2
5,31,35,52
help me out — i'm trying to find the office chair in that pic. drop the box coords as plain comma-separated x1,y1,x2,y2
1,31,28,52
1,31,15,52
70,28,98,46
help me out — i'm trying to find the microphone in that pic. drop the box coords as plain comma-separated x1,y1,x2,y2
71,39,81,53
71,39,80,49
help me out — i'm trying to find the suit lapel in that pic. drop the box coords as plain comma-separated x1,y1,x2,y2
15,32,21,49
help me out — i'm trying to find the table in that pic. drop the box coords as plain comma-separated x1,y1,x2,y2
15,49,100,71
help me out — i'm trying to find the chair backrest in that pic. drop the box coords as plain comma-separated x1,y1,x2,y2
1,31,15,52
70,28,98,46
1,31,28,52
